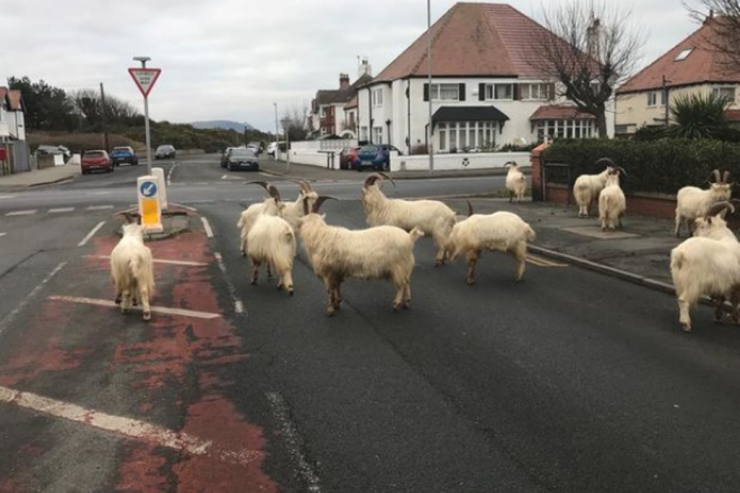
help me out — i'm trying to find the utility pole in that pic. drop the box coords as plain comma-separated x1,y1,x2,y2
100,82,110,153
662,75,670,127
427,0,434,173
274,103,278,145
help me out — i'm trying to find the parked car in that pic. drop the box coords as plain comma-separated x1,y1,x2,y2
352,144,403,171
247,142,263,155
155,145,176,160
110,146,139,166
36,145,71,162
339,146,361,170
220,147,238,168
226,148,260,171
81,150,113,174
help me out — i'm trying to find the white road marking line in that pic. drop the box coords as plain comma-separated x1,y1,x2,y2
266,392,322,492
0,233,6,238
5,210,37,216
214,252,245,314
201,217,214,238
86,205,114,211
0,385,263,466
0,194,17,200
170,203,197,212
92,191,111,196
186,199,215,204
49,207,75,213
167,162,178,186
86,255,208,267
0,262,66,336
48,295,221,320
525,254,568,268
78,221,106,247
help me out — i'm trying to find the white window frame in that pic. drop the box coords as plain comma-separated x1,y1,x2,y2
713,86,736,103
647,91,658,107
675,48,693,61
372,88,383,107
486,84,513,101
430,83,460,101
537,119,594,142
521,83,550,101
373,126,383,144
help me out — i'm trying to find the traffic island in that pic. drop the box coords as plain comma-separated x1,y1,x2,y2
111,205,194,241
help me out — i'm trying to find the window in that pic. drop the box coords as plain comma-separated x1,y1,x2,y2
713,86,736,103
660,90,667,105
521,83,550,100
372,88,383,107
675,48,693,61
320,107,326,118
439,123,447,151
430,83,460,101
537,120,595,142
486,84,513,100
449,123,458,151
647,92,658,106
360,126,368,141
373,126,383,144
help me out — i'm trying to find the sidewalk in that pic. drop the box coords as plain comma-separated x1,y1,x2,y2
448,198,680,288
0,164,80,192
260,158,515,181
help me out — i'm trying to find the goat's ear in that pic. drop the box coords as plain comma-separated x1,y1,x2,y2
707,217,713,224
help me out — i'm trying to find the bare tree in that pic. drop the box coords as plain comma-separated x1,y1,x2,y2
687,1,740,73
536,1,645,137
281,103,310,141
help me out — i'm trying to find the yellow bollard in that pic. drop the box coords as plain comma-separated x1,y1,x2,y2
137,175,163,234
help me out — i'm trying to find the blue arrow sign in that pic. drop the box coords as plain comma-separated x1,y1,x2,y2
140,181,158,198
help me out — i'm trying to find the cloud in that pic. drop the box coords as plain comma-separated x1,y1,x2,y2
0,0,699,131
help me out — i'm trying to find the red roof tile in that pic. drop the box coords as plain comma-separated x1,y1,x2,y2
618,18,740,94
530,105,595,120
345,95,358,109
373,3,562,82
8,90,22,111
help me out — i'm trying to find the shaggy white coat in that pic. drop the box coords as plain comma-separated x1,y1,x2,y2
247,214,297,294
573,169,611,217
505,164,527,203
110,224,155,321
598,173,626,231
674,184,732,237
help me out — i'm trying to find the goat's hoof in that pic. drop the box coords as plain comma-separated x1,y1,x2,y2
326,308,335,317
466,278,476,285
250,279,257,285
132,299,138,307
681,323,692,333
392,304,402,312
288,289,294,296
114,298,122,305
143,311,152,321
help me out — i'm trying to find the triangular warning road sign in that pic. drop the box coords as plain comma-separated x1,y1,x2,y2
128,68,162,98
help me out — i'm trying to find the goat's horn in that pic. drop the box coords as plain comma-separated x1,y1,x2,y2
378,171,397,188
311,196,338,213
246,180,270,191
504,161,516,168
617,166,628,177
467,200,474,217
267,184,281,201
291,179,312,194
364,173,385,188
596,157,616,168
707,201,735,217
711,169,721,183
723,171,731,184
302,196,310,215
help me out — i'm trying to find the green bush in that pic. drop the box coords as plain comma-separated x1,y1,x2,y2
542,138,740,195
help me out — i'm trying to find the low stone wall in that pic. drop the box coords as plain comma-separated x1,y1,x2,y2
391,152,529,172
277,150,335,168
545,184,679,220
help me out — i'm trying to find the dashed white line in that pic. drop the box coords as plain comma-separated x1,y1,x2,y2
0,233,6,238
0,262,67,336
5,210,37,216
48,295,222,320
91,191,111,196
78,221,106,247
49,207,75,213
86,255,208,267
86,205,114,211
0,385,262,466
201,217,214,238
214,252,245,314
0,194,17,200
167,163,178,185
170,203,197,212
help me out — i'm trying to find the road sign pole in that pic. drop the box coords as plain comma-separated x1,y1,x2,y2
143,95,152,175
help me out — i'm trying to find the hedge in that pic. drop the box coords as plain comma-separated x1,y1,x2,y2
542,138,740,195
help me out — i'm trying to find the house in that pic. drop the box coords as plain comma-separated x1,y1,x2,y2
355,2,608,155
310,61,373,138
616,13,740,136
0,87,26,142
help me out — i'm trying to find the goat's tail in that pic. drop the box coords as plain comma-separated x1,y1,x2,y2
409,227,424,243
130,252,155,295
237,215,245,228
526,224,536,242
671,249,686,272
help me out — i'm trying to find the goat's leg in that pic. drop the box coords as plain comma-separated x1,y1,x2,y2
403,280,412,308
731,290,740,325
712,295,726,323
509,191,514,203
512,244,527,281
678,296,692,332
240,236,247,257
433,233,447,267
114,283,123,306
674,213,682,237
267,262,273,279
139,286,152,321
250,258,260,285
392,278,405,312
282,268,294,296
687,219,695,236
120,287,131,313
466,250,480,285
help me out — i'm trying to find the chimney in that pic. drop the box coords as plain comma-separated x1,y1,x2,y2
704,9,715,24
358,57,373,78
586,16,601,58
339,73,350,90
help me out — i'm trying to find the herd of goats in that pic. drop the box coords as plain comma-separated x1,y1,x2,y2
107,158,738,333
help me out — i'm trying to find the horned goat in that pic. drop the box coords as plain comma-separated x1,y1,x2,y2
674,169,733,237
298,196,423,315
598,166,627,231
504,161,527,203
361,172,456,266
247,213,297,295
446,202,536,284
573,158,617,218
237,181,283,257
110,214,155,321
280,180,319,230
670,202,740,332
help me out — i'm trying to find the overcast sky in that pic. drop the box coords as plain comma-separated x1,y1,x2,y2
1,0,705,131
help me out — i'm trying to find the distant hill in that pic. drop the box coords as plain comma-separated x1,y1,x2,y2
191,120,256,132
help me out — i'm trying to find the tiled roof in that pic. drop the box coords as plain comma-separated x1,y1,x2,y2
617,17,740,94
345,95,358,109
373,3,562,82
316,73,375,107
530,105,595,120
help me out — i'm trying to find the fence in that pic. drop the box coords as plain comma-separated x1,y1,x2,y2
0,141,31,176
390,151,530,172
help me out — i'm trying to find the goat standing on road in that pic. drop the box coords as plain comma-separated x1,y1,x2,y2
110,213,155,321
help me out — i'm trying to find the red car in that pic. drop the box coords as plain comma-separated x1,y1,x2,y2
81,150,113,175
340,146,361,170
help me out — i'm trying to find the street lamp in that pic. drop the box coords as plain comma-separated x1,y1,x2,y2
133,56,153,174
280,117,291,172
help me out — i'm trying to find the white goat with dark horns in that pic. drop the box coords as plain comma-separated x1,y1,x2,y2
237,181,284,257
674,169,733,238
110,213,155,321
361,172,456,266
573,158,617,218
504,161,527,203
247,212,297,295
598,165,627,231
299,196,423,315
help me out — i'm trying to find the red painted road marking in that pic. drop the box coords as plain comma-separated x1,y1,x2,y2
0,385,263,466
47,295,222,320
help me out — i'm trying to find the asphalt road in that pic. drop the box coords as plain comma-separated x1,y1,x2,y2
1,154,740,492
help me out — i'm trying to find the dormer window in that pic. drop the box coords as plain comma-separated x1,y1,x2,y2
675,48,693,61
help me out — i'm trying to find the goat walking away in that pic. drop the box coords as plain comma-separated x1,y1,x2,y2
674,169,733,238
247,213,297,295
573,158,618,218
110,213,155,321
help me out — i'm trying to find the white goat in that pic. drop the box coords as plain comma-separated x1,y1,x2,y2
504,161,527,203
573,158,617,218
110,215,155,321
361,173,456,266
674,169,733,237
670,202,740,331
598,166,627,231
446,202,536,284
299,196,424,315
281,180,319,230
247,213,297,295
237,181,284,257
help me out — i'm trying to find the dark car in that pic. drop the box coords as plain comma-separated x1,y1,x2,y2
110,146,139,166
339,146,361,170
226,148,260,171
352,144,402,172
81,150,113,174
220,147,240,168
155,145,176,160
247,142,263,155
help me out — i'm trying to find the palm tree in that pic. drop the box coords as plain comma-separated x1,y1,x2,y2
669,92,731,139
